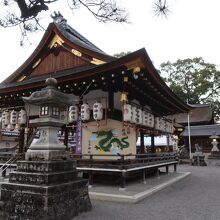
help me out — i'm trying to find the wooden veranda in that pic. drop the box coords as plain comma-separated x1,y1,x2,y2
71,152,177,189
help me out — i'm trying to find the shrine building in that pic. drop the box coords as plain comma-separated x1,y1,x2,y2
0,14,191,187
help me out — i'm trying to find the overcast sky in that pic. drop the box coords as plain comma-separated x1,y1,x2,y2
1,0,220,83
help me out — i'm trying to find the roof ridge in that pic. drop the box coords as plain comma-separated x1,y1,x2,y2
65,24,105,53
54,20,109,56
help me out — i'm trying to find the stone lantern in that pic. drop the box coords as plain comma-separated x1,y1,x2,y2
206,132,220,166
209,132,219,153
0,77,91,220
23,77,71,160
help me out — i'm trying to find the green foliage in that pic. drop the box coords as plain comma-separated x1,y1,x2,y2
113,51,131,58
159,57,220,119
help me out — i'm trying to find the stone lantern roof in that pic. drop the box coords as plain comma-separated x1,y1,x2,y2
22,77,72,107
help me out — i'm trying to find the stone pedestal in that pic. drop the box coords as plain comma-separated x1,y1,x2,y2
206,139,220,166
192,151,206,166
25,119,68,161
206,152,220,166
1,160,91,220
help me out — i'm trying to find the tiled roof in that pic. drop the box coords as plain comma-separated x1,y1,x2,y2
55,20,110,56
181,124,220,136
169,105,213,125
0,65,95,89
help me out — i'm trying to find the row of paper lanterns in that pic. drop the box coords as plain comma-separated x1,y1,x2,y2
154,117,174,134
68,101,103,123
1,109,27,129
1,104,173,133
123,104,174,133
123,104,154,127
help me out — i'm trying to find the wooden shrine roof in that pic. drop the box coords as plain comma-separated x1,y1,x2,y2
1,14,114,86
0,15,191,115
169,104,213,125
181,124,220,137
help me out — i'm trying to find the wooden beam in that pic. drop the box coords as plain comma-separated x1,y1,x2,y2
108,90,114,119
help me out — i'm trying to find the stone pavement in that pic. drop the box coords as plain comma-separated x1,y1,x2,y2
77,165,220,220
1,165,220,220
89,169,190,203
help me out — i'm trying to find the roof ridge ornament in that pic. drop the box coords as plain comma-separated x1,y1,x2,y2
51,11,67,24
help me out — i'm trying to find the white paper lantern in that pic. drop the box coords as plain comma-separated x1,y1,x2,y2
142,112,154,128
137,108,143,125
131,106,138,124
7,123,14,130
165,121,168,133
10,110,18,125
25,127,29,133
18,109,27,125
93,101,103,120
154,117,161,131
142,111,148,126
81,103,90,121
123,104,132,122
161,119,166,132
155,117,166,132
166,121,174,134
2,111,10,127
68,105,78,123
15,123,20,130
148,113,154,128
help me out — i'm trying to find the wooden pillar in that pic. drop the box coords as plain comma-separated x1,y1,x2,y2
174,163,177,172
157,168,160,178
0,126,2,143
119,155,126,190
108,91,114,119
143,169,146,184
166,165,169,174
120,172,126,190
64,126,68,149
140,130,145,154
88,171,94,187
166,135,169,152
18,126,25,154
26,127,33,147
88,155,93,187
151,134,155,153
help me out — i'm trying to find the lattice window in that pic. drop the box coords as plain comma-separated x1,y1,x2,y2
52,106,59,117
40,106,49,116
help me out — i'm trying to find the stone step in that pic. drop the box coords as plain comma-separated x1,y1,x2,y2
17,160,77,172
1,178,88,195
8,170,78,185
0,178,91,219
0,201,3,219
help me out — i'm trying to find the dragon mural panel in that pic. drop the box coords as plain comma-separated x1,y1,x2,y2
82,119,136,157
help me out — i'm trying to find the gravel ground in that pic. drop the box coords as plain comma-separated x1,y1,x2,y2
76,165,220,220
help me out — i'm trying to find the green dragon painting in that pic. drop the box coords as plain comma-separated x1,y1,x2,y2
93,130,129,153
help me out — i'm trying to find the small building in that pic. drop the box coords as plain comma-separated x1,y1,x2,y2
171,104,216,154
181,124,220,153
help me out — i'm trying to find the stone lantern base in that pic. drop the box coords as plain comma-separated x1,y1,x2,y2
0,160,91,220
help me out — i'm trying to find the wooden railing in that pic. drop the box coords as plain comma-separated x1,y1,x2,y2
70,152,177,170
70,152,178,188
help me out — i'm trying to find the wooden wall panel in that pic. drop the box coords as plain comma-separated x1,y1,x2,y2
31,50,88,77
